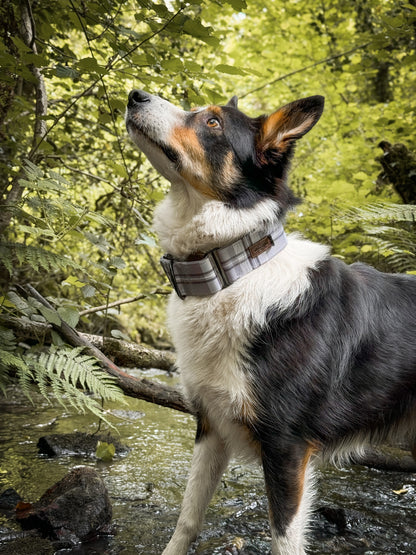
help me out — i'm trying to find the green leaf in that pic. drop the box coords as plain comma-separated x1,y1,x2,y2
353,171,369,182
135,234,157,247
76,57,99,71
184,60,201,72
0,296,16,309
55,64,79,79
111,329,130,341
215,63,247,75
57,307,80,328
96,440,116,461
161,58,184,72
109,256,126,269
224,0,247,9
81,284,96,298
51,330,65,346
62,276,85,288
39,306,61,326
182,19,218,46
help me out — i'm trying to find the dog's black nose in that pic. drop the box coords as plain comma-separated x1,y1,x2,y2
128,89,151,107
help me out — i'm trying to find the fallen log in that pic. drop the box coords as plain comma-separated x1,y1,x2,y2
1,315,176,371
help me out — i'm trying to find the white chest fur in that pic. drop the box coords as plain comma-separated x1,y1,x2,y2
154,186,329,456
166,236,329,458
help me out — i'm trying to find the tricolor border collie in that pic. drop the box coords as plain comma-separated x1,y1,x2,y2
125,89,416,555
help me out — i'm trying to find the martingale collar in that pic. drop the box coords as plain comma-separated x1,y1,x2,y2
160,224,287,299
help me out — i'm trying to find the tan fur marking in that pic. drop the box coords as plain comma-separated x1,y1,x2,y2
261,109,287,144
182,169,219,199
239,423,262,458
207,105,222,116
259,109,315,153
239,397,257,424
170,126,219,199
221,151,239,189
295,444,318,509
170,126,205,160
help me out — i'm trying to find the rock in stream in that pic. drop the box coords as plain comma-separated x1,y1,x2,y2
16,466,112,548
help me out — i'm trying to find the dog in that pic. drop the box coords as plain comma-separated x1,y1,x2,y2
125,89,416,555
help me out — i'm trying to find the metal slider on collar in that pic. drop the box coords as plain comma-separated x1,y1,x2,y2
160,254,185,300
208,249,230,289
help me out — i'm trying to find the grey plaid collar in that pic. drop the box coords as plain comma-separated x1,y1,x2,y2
160,224,287,299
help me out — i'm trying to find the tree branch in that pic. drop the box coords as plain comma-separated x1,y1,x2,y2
240,42,370,99
78,288,169,316
14,286,190,414
2,314,176,372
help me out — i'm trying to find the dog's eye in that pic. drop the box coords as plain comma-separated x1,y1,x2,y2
207,117,220,128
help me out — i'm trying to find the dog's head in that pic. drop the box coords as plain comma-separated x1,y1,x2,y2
126,90,324,212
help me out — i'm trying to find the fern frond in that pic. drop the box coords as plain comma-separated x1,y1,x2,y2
0,349,28,394
0,328,33,397
337,202,416,273
0,327,17,351
342,202,416,225
31,346,125,423
0,350,28,371
0,242,82,274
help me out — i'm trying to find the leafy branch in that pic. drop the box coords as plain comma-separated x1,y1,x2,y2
240,42,370,99
27,2,187,161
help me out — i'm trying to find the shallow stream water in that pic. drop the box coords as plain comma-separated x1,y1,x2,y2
0,368,415,554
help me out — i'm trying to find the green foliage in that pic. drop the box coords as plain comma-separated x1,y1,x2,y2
96,440,116,461
33,346,124,417
339,203,416,272
0,327,30,394
0,326,125,424
1,0,415,414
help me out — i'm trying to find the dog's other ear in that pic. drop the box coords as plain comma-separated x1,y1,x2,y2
257,95,324,154
226,96,238,109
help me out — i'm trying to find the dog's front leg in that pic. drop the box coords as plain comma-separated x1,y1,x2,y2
261,440,316,555
162,420,230,555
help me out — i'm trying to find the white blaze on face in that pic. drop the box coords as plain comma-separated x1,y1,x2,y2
126,92,188,183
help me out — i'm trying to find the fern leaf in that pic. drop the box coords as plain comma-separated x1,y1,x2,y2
0,242,82,274
0,327,17,351
338,202,416,273
342,202,416,225
29,346,125,423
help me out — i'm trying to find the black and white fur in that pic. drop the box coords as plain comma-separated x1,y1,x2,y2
125,89,416,555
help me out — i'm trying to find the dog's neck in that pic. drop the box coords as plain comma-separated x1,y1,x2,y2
153,182,284,260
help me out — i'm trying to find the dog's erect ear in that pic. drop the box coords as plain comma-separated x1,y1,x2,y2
257,95,324,154
226,96,238,109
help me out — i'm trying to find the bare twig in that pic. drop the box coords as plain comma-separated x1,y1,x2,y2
79,288,169,316
240,42,370,99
